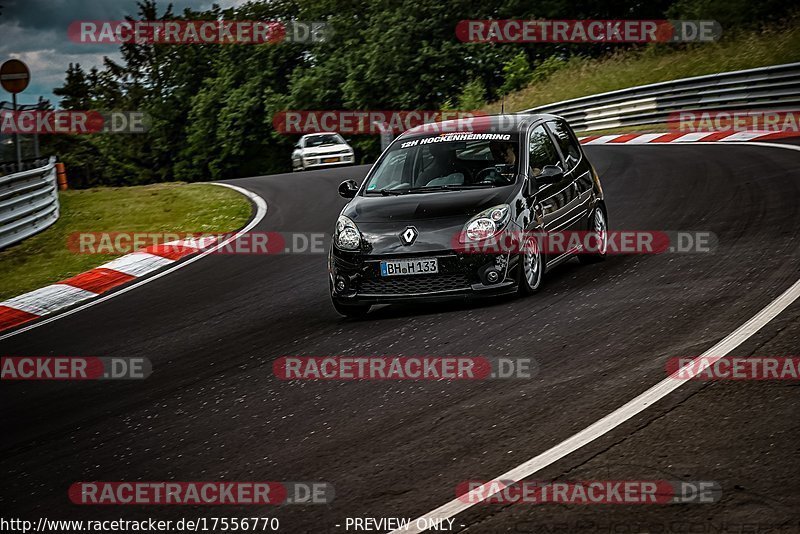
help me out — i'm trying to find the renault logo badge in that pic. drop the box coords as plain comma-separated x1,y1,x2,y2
400,226,418,245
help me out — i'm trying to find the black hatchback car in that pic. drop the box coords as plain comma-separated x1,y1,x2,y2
328,114,607,317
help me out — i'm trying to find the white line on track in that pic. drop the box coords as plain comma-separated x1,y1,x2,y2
0,182,268,342
391,140,800,534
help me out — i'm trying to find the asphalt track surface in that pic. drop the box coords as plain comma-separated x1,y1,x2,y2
1,143,799,533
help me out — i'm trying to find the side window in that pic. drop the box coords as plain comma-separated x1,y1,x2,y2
528,125,560,176
547,120,581,171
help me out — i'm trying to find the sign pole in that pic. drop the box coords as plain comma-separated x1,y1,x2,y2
0,59,32,171
33,100,41,159
12,92,21,171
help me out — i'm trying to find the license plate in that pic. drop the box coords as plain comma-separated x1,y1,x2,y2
323,157,339,163
380,258,439,276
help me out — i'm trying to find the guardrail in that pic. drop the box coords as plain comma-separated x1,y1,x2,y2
522,62,800,132
0,156,59,250
0,157,51,176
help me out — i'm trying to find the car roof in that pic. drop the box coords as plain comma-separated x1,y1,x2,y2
396,113,563,140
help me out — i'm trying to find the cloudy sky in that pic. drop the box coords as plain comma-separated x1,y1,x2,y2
0,0,247,106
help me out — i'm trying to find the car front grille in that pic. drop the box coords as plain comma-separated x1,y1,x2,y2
359,273,471,295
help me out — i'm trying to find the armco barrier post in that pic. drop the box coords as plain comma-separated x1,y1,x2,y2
56,162,68,190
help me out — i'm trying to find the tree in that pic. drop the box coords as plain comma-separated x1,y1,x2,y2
458,79,487,110
46,0,789,185
500,51,532,95
53,64,91,109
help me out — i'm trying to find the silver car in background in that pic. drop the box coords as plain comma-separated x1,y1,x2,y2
292,133,355,171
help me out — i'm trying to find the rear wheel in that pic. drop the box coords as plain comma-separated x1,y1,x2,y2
518,233,543,295
331,299,370,318
579,205,608,264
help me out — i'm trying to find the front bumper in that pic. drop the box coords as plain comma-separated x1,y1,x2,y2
304,155,354,169
329,248,520,305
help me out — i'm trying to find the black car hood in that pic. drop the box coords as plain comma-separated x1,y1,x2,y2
342,186,515,223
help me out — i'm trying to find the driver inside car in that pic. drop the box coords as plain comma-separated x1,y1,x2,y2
477,141,518,184
489,140,517,166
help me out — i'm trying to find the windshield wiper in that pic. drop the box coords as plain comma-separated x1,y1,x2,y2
404,185,466,193
377,188,411,195
442,183,498,188
376,186,452,195
375,184,497,195
410,184,498,191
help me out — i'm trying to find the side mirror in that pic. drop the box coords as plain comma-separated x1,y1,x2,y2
536,165,564,185
338,180,359,199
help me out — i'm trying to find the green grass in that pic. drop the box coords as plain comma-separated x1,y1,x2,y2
486,24,800,115
0,183,252,301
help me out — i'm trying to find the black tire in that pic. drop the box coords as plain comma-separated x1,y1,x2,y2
579,204,608,264
332,299,371,318
518,232,544,295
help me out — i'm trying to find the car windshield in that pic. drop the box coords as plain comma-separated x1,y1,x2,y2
305,134,345,147
364,133,521,194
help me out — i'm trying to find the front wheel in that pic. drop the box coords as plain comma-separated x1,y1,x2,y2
518,233,544,295
331,299,371,318
579,205,608,264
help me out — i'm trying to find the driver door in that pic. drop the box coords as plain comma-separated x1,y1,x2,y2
546,119,590,231
528,124,572,231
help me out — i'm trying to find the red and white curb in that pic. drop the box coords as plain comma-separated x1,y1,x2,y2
0,183,267,337
579,130,796,144
0,239,215,332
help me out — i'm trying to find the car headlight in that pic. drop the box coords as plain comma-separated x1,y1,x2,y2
334,215,361,250
461,204,511,242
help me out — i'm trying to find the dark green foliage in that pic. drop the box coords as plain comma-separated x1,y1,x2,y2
47,0,791,186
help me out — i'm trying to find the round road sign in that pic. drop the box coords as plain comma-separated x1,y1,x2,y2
0,59,31,94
